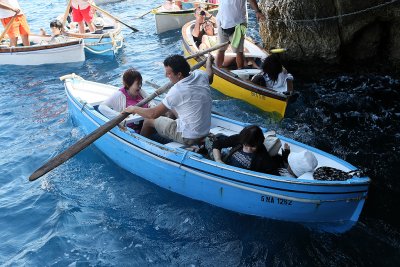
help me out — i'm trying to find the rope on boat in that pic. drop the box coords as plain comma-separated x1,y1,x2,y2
83,32,123,54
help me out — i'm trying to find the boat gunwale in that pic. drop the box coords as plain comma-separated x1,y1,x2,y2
65,21,122,39
0,38,83,53
154,6,218,16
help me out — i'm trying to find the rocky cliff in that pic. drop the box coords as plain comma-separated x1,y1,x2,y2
258,0,400,74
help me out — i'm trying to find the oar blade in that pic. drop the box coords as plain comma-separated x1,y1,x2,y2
29,112,129,181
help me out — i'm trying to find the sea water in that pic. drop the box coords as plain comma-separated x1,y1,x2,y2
1,0,399,266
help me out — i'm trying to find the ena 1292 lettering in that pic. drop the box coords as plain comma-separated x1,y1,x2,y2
260,195,292,205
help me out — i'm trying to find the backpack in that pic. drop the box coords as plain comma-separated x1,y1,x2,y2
313,167,362,181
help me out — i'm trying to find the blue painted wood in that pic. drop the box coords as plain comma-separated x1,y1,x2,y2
83,36,123,56
65,79,370,233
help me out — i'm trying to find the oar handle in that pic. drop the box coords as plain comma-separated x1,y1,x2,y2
61,0,72,28
135,5,161,19
90,3,139,32
185,41,229,60
0,13,18,41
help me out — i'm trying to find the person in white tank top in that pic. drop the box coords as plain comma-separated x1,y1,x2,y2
215,0,265,69
0,0,30,46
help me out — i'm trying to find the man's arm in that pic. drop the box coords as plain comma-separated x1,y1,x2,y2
206,54,214,84
0,3,20,14
248,0,265,21
124,102,169,119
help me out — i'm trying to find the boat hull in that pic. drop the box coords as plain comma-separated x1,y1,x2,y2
0,36,85,65
154,7,218,34
64,78,370,233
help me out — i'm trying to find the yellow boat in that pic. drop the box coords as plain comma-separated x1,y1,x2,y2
182,21,291,118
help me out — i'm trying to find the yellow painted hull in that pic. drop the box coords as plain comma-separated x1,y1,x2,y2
183,48,287,118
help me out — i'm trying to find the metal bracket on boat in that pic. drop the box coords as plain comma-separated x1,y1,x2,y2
80,101,88,112
179,150,189,168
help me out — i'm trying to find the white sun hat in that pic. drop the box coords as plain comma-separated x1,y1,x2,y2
288,150,318,177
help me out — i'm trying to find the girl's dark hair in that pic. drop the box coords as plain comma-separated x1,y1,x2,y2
239,125,265,148
122,68,142,90
163,55,190,77
50,20,63,30
261,54,282,83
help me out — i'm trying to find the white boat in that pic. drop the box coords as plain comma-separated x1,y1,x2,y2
0,34,85,65
153,4,218,34
62,74,370,233
65,16,123,56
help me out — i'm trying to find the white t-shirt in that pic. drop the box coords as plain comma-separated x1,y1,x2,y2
216,0,247,29
71,0,91,10
162,70,212,139
98,90,126,119
0,0,22,19
263,71,294,93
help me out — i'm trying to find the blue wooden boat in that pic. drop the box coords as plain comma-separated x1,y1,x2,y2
63,75,370,233
66,17,123,56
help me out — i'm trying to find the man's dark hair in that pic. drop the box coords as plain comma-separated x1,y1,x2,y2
163,55,190,77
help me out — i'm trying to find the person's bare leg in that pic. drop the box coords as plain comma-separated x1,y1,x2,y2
236,52,244,69
216,49,226,68
9,37,18,47
78,21,85,33
87,22,95,32
21,34,29,46
140,119,156,137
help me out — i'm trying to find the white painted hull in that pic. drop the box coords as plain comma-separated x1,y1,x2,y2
0,35,85,65
154,7,218,34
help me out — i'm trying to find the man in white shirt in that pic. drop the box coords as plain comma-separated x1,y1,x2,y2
0,0,30,46
216,0,265,69
125,55,214,146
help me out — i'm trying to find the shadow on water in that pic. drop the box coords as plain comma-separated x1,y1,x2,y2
283,74,400,231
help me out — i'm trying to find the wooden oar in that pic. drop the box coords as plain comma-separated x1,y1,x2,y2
185,41,229,60
29,53,212,181
89,3,139,32
61,0,72,29
0,13,18,42
135,5,161,19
